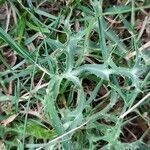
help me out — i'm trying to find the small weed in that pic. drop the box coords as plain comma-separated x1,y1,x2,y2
0,0,150,150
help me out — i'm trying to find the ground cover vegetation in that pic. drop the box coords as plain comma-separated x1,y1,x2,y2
0,0,150,149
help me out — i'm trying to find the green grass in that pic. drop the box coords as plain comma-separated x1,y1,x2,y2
0,0,150,150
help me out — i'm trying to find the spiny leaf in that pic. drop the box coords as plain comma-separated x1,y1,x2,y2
44,77,74,149
72,64,111,80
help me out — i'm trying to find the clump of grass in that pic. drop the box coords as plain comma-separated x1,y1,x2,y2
0,0,150,150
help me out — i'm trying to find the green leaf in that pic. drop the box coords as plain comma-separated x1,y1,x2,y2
34,8,57,20
44,77,74,149
87,80,103,104
17,12,27,43
72,64,110,80
92,0,109,61
26,21,50,33
95,20,127,56
25,33,39,45
9,120,57,139
0,0,5,4
105,5,131,14
0,95,16,102
0,27,35,62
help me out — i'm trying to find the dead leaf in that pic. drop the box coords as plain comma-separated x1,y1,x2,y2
1,114,18,126
8,81,13,95
0,4,6,21
0,64,5,72
3,47,17,66
0,141,5,150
